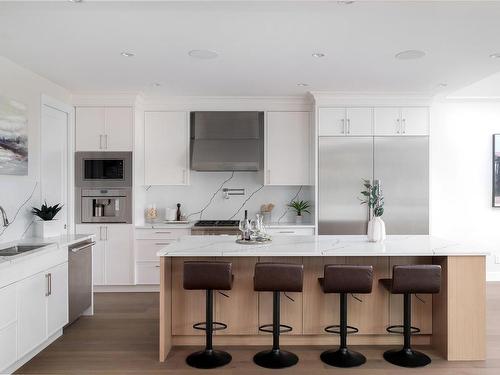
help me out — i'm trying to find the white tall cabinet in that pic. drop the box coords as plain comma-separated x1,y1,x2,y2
144,111,190,185
75,107,134,151
76,224,134,286
265,111,312,185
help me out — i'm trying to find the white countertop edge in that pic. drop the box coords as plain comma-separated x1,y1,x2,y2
0,234,94,265
156,235,490,257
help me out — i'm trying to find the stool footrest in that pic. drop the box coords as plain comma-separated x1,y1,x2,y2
193,321,228,331
324,324,359,335
386,325,421,335
258,323,293,334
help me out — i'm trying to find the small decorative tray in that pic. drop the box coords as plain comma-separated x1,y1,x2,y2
236,238,272,245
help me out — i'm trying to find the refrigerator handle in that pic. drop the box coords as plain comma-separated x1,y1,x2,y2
396,118,401,134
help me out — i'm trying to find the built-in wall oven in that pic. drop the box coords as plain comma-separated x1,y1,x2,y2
75,152,132,224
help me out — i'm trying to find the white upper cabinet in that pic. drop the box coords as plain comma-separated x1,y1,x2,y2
374,107,429,136
319,108,346,136
346,108,373,136
76,107,133,151
266,111,312,186
144,111,190,186
319,108,373,136
104,107,134,151
400,107,429,136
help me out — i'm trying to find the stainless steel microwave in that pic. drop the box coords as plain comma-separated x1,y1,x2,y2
75,152,132,188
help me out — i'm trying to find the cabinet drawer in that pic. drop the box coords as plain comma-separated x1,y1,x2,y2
0,283,16,328
136,262,160,285
136,240,172,261
135,228,190,240
0,322,17,371
267,228,315,236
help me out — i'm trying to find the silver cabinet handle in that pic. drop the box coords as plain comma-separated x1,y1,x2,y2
155,265,161,268
104,134,108,150
402,119,406,134
341,119,345,134
347,119,351,134
155,231,171,234
49,273,52,296
155,242,170,246
45,273,50,296
279,230,295,234
99,226,103,241
71,241,96,253
396,118,401,134
105,226,108,241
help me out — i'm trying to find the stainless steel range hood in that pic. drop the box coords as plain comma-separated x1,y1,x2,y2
190,111,264,171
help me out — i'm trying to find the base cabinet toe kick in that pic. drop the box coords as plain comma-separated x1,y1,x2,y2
158,255,486,362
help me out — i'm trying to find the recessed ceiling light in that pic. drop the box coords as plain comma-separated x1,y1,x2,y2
312,53,325,58
395,50,426,60
297,83,309,87
120,51,135,57
437,83,448,88
188,50,219,59
151,83,161,87
490,53,500,59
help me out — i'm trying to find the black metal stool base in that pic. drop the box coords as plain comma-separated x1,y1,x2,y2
186,349,232,369
253,349,299,369
320,347,366,368
383,348,431,368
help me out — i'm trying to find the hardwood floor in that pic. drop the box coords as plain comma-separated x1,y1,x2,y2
16,283,500,375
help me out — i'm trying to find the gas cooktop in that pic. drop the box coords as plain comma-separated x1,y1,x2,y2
194,220,240,227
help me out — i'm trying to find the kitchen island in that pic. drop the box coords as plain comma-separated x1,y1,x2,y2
157,235,488,362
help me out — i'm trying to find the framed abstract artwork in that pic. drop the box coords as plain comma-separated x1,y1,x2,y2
0,95,28,176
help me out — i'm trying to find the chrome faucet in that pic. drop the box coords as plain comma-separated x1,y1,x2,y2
0,206,9,227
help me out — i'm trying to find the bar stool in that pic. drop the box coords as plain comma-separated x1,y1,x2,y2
380,265,441,368
318,264,374,368
183,261,234,369
253,262,304,369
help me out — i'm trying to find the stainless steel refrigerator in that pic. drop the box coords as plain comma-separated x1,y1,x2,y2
318,136,429,235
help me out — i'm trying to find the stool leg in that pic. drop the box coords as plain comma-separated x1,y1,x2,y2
383,293,431,368
186,289,232,369
253,291,299,369
320,293,367,368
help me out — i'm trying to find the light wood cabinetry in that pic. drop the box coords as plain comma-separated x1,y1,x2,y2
319,107,373,136
374,107,429,135
144,111,190,186
76,224,134,286
76,107,133,151
265,111,312,186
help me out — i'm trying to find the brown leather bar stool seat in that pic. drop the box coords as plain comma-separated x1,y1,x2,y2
253,262,304,369
318,265,374,368
183,261,234,369
380,265,441,368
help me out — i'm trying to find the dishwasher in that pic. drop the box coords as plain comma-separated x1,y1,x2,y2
68,239,94,325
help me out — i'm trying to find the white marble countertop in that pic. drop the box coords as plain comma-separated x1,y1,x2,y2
0,234,94,265
157,235,489,257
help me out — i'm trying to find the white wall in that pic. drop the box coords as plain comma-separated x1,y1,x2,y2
430,100,500,280
137,171,314,225
0,56,71,243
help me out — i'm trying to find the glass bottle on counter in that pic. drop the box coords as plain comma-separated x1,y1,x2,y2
239,210,251,241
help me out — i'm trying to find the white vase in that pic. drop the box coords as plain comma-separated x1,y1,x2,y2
34,219,62,238
367,216,386,242
295,215,303,224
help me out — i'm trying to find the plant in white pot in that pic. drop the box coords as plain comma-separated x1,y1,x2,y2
287,200,311,224
359,180,386,242
32,202,63,238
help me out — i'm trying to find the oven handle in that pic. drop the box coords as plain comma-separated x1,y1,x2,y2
71,241,96,253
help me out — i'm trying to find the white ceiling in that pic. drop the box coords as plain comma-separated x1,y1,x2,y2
1,1,500,96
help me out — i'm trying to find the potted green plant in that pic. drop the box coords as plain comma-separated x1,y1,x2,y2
359,179,385,242
32,201,63,238
287,200,311,224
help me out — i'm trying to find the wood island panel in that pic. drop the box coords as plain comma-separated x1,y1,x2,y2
214,257,259,335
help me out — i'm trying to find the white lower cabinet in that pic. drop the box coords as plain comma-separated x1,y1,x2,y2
17,272,48,357
0,257,68,373
136,262,161,285
76,224,134,286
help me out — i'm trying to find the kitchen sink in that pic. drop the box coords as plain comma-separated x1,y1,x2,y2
0,244,49,257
